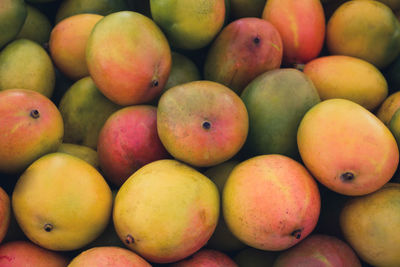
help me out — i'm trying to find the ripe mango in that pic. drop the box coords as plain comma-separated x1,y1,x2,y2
171,249,237,267
0,39,55,98
377,90,400,125
298,98,399,196
113,159,219,263
303,55,388,111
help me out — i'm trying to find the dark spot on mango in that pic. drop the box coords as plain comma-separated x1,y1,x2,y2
151,79,159,87
340,172,355,182
253,36,261,45
44,223,53,232
202,121,211,130
125,234,134,244
291,229,302,239
30,109,40,119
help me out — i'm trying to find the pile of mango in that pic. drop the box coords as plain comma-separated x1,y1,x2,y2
1,0,400,266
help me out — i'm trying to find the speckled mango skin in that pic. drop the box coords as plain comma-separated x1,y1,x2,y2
223,154,321,251
150,0,225,50
86,11,171,106
0,89,63,174
262,0,325,65
303,55,388,111
113,159,220,264
204,17,283,94
326,0,400,69
297,98,399,196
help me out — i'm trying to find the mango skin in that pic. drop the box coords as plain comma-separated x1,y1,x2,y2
68,246,151,267
171,249,238,267
0,240,69,267
0,0,27,49
97,105,170,187
223,155,321,251
58,76,121,150
0,39,55,98
0,187,10,244
57,143,99,169
157,81,249,167
86,11,171,106
113,159,219,263
240,68,320,158
50,14,103,81
377,91,400,125
340,183,400,267
164,52,201,91
204,17,283,94
303,55,388,111
327,0,400,69
272,234,361,267
55,0,128,23
262,0,325,65
16,5,52,45
12,153,113,251
0,89,63,174
150,0,225,50
297,98,399,196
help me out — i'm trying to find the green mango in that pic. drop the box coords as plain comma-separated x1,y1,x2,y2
16,5,52,45
0,0,27,49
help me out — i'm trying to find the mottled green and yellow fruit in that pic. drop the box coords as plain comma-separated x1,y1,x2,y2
303,55,388,111
150,0,225,50
57,143,99,169
298,98,399,196
0,0,27,49
58,76,120,150
340,183,400,267
12,153,113,251
113,159,219,263
0,39,55,98
377,91,400,125
327,0,400,68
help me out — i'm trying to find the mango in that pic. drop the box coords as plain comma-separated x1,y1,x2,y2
0,187,10,244
204,17,283,94
204,161,246,252
356,0,400,11
377,90,400,125
150,0,225,50
262,0,325,65
113,159,219,263
12,153,113,251
230,0,266,19
15,5,52,45
97,105,170,187
68,246,151,267
340,183,400,266
58,76,120,150
157,81,249,167
86,11,171,106
272,234,361,267
223,155,321,251
171,249,238,267
240,68,320,158
55,0,128,23
57,143,99,169
0,89,63,174
50,14,103,81
0,39,55,98
0,240,69,267
327,0,400,69
303,55,388,111
298,98,399,196
0,0,27,49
